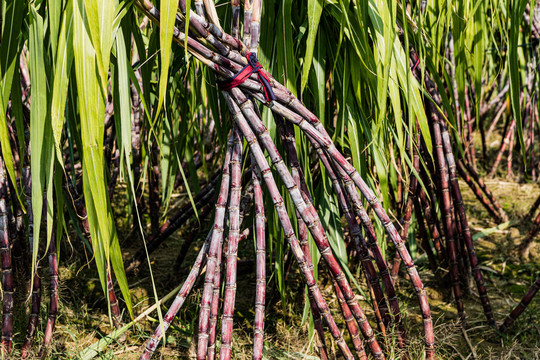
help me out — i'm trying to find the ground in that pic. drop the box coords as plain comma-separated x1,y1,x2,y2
6,166,540,359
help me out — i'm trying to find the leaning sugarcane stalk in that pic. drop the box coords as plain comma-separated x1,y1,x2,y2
125,176,217,274
456,162,503,222
499,276,540,332
391,133,420,283
458,160,508,222
440,114,496,326
519,210,540,259
0,156,14,355
140,231,211,360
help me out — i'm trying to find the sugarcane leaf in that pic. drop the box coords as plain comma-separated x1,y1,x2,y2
300,0,323,94
0,0,26,208
51,0,74,164
155,0,178,119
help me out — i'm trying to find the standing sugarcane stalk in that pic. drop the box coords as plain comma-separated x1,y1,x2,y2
219,127,243,360
21,130,41,359
428,102,465,323
499,276,540,332
0,156,13,355
196,134,235,360
38,226,58,359
391,132,420,283
251,157,267,360
418,182,447,265
66,177,123,327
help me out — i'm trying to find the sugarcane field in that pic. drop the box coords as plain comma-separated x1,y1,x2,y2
0,0,539,359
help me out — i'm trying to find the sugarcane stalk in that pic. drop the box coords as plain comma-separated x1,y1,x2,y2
488,118,516,178
0,156,13,355
251,156,267,360
21,136,41,359
440,117,496,326
429,104,465,323
250,0,262,53
391,133,420,283
196,135,235,360
219,127,243,360
38,227,58,359
413,197,438,273
243,0,253,46
519,210,540,259
148,139,161,233
485,100,507,141
222,91,355,359
206,234,222,360
418,186,446,265
499,276,540,332
526,193,540,221
456,161,502,222
231,0,241,39
458,160,508,222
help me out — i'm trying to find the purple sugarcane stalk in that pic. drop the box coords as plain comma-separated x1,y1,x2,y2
458,160,508,221
0,157,13,355
196,134,234,360
219,127,243,360
391,133,420,282
499,276,540,332
440,118,496,326
456,162,502,222
38,229,58,359
418,186,446,265
431,108,465,322
488,118,516,178
252,157,267,360
519,211,540,259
